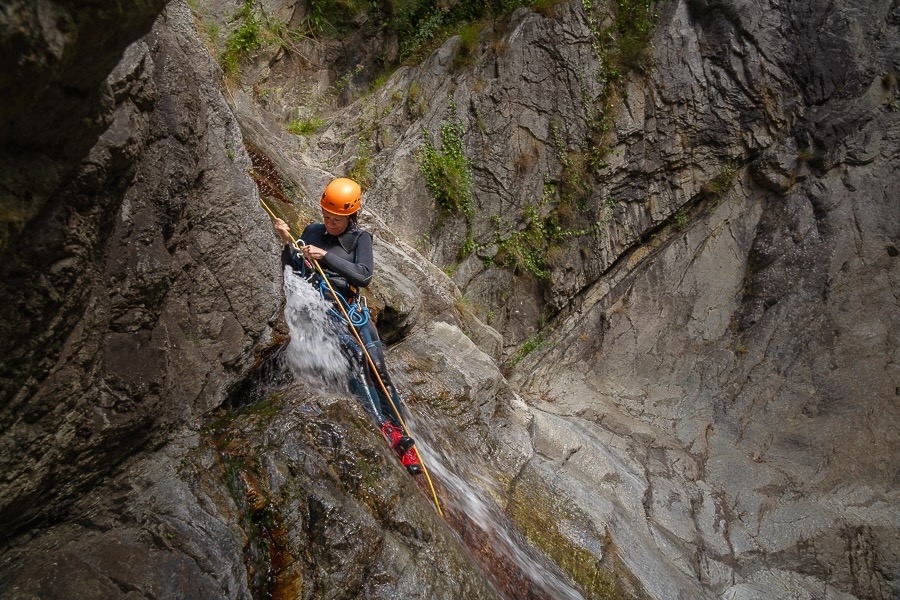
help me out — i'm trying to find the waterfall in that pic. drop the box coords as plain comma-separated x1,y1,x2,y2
281,267,350,392
282,267,584,598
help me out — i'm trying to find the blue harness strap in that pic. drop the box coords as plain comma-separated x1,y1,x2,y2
318,278,370,329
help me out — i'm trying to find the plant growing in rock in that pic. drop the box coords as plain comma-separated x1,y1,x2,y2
305,0,370,37
346,98,386,189
400,11,447,61
406,82,428,118
221,0,264,75
219,1,312,76
452,22,483,70
419,107,474,219
572,0,661,190
700,162,737,197
287,114,326,136
493,205,555,279
611,0,659,73
796,147,815,162
285,64,363,137
396,0,543,63
346,139,373,187
674,207,689,230
507,330,545,369
532,0,570,17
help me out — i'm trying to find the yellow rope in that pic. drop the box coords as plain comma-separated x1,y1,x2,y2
261,199,444,517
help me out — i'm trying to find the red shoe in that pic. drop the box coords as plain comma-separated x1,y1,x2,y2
401,447,423,476
381,423,415,455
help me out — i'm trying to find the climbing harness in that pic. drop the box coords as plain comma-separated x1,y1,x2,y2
260,198,444,517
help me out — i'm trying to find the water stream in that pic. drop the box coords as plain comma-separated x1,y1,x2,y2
281,270,585,599
409,412,585,600
281,267,350,391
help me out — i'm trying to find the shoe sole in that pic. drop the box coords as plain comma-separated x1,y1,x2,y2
395,436,415,454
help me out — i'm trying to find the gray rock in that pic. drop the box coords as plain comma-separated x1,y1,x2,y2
1,0,898,598
0,0,281,540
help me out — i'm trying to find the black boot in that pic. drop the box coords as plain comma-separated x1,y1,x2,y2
381,423,415,455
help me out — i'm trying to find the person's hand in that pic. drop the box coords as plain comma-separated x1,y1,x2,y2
302,244,327,261
272,218,294,245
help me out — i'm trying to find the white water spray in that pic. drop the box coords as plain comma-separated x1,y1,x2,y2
281,267,350,391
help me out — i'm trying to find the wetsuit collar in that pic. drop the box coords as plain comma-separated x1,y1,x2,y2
325,226,362,253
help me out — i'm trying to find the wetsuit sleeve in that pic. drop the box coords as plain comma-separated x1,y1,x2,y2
319,230,373,288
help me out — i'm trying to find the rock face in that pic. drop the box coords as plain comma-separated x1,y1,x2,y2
502,2,900,597
1,0,898,599
0,0,170,255
0,0,280,541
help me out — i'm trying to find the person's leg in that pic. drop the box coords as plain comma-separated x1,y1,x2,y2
338,327,388,426
357,321,405,425
355,320,417,456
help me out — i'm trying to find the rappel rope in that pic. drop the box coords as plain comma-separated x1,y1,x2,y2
260,198,444,517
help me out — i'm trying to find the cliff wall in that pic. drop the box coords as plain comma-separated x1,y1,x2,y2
0,0,897,598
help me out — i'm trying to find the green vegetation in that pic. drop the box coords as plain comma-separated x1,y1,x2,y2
286,115,326,136
496,205,554,278
674,207,689,230
552,0,659,187
346,143,373,188
346,100,382,189
609,0,659,74
507,331,545,368
550,121,597,214
796,147,815,163
471,0,660,282
452,21,484,70
385,0,545,63
285,64,362,137
419,105,624,278
221,0,264,75
420,105,474,219
217,1,318,76
493,197,610,278
671,163,736,231
213,0,662,286
532,0,570,16
400,11,447,60
305,0,370,37
583,0,659,80
450,181,614,280
700,162,737,197
406,82,427,117
213,0,658,76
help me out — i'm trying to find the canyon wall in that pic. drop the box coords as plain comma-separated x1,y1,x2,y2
1,0,897,598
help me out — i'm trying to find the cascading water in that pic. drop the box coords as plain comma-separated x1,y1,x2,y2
407,412,586,600
280,266,350,391
280,266,584,598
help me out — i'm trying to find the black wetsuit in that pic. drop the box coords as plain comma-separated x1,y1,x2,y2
282,223,404,427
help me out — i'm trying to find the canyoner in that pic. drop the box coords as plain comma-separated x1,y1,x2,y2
262,179,443,516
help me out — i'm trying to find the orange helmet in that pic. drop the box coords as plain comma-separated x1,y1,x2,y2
320,177,361,215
